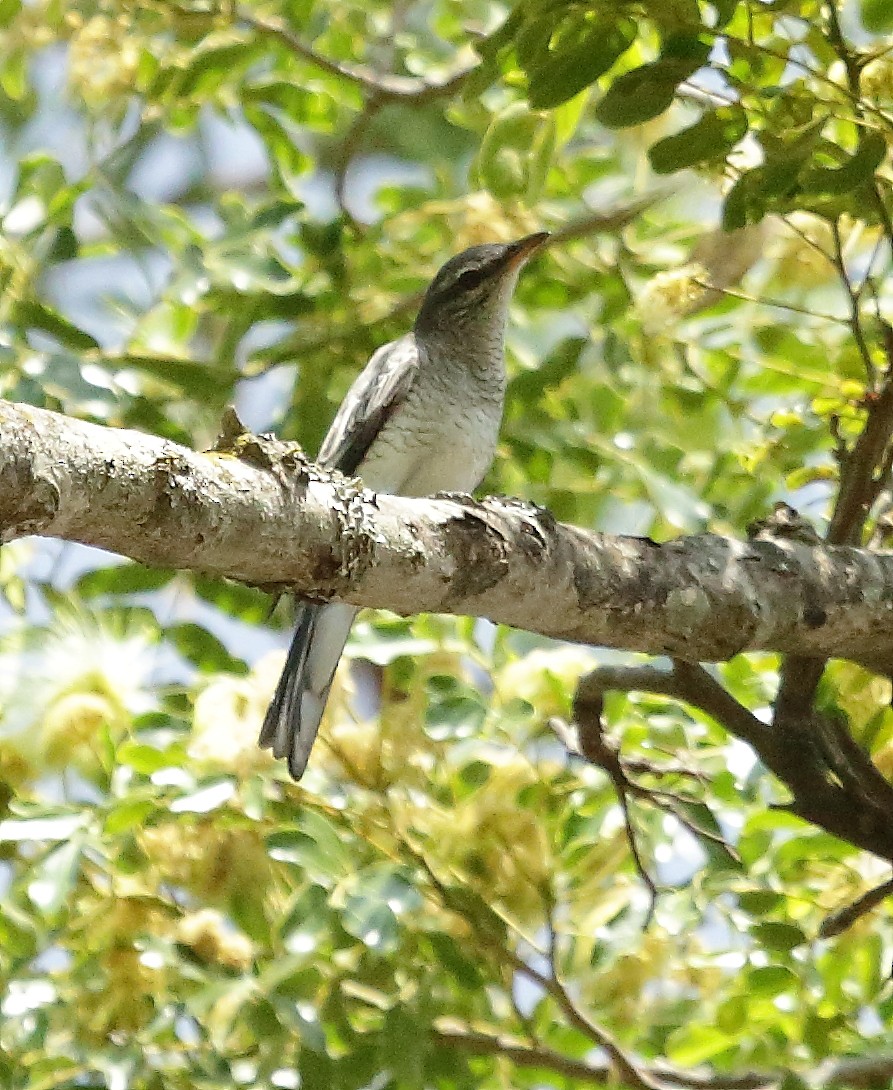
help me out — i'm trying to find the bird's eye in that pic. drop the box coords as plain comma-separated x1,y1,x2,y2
449,267,488,295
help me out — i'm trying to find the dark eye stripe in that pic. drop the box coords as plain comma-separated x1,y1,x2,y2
449,266,489,295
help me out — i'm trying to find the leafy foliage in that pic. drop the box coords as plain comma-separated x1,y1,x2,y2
2,0,893,1086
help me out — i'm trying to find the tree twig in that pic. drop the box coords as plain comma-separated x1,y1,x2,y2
237,7,475,103
819,873,893,937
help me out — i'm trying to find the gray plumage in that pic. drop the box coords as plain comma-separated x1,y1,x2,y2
259,233,549,779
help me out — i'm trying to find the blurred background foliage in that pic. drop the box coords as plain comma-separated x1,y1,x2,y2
2,0,893,1086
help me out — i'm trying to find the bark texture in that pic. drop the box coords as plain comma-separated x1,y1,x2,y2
1,398,892,673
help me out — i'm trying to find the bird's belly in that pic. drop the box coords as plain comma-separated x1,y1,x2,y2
360,408,500,498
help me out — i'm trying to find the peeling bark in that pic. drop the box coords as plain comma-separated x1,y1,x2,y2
1,398,893,674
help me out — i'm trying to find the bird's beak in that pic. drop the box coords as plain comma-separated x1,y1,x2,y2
504,231,550,268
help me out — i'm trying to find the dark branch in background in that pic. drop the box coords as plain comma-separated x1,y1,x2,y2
237,5,671,242
559,655,893,869
550,666,744,921
433,1019,893,1089
418,848,893,1090
762,2,893,875
551,709,661,917
559,0,893,888
819,873,893,938
232,4,475,231
236,7,475,103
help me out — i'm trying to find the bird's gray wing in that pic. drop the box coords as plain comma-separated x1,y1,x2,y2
259,335,419,779
317,334,420,474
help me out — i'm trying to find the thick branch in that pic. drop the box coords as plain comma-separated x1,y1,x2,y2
568,661,893,861
4,401,893,671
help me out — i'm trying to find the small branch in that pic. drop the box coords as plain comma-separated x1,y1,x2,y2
551,713,661,912
829,220,876,388
237,7,475,103
432,1019,617,1085
549,193,673,245
560,665,747,890
564,659,893,862
507,951,667,1090
819,873,893,937
333,96,385,231
669,662,773,751
436,1017,893,1090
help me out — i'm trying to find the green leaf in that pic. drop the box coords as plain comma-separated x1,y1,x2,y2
801,131,887,195
648,106,748,173
341,891,399,952
526,18,637,108
280,883,332,955
0,47,27,101
244,80,317,118
75,563,175,598
427,931,484,989
722,143,816,229
737,890,786,915
596,42,710,128
713,0,740,26
167,622,248,675
0,903,38,959
751,920,807,952
103,798,158,835
267,811,351,884
118,740,188,775
178,38,253,98
667,1023,734,1065
194,578,273,624
861,0,893,31
111,353,237,401
244,104,312,177
16,301,100,351
382,1006,426,1090
747,964,798,996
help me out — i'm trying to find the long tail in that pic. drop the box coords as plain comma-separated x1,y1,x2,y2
259,602,358,779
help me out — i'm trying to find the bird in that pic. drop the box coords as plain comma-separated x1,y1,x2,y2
259,232,550,780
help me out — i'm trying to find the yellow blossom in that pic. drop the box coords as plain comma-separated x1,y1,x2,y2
495,646,596,720
636,263,716,332
68,15,142,104
139,819,272,904
177,908,254,972
413,758,551,926
190,655,281,776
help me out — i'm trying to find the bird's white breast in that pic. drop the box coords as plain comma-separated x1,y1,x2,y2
359,390,502,498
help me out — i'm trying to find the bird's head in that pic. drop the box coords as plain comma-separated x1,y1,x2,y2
414,232,549,342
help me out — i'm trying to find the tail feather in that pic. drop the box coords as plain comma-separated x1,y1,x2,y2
260,602,357,780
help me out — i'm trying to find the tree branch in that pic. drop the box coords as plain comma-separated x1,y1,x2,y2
819,874,893,938
433,1018,774,1090
236,7,475,103
433,1018,893,1089
5,400,893,672
562,659,893,861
